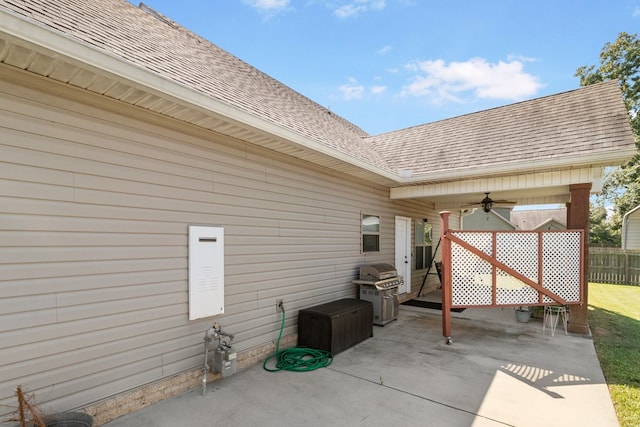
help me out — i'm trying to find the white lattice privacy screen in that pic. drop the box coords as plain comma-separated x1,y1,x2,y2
450,230,583,307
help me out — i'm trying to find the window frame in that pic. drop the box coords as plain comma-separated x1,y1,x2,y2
414,220,433,270
361,213,380,253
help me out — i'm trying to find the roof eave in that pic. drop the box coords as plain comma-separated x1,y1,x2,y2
0,8,401,185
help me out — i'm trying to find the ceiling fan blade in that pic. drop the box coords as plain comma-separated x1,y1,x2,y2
462,193,517,212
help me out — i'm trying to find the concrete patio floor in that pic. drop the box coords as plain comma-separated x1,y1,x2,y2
103,302,618,427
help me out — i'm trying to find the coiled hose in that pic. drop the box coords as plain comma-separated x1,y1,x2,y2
263,307,333,372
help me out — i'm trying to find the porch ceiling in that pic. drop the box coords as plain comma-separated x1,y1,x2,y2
391,167,602,209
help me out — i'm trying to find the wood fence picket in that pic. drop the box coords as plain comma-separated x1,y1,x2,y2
589,247,640,286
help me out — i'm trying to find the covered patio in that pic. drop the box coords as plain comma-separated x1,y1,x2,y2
0,2,635,423
102,303,617,426
400,182,596,334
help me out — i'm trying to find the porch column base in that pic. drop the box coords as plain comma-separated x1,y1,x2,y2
567,322,590,335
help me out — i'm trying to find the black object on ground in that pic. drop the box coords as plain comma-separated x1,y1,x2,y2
401,299,465,313
298,299,373,354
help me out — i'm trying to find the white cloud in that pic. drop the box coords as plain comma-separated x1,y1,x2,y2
378,45,392,55
243,0,290,13
634,6,640,17
334,0,386,18
335,4,364,18
507,54,537,63
402,57,544,102
339,79,365,99
338,78,386,100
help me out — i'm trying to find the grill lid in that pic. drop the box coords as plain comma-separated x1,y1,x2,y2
359,263,398,281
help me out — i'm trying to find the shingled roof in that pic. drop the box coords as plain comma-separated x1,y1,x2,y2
0,0,636,185
0,0,390,171
365,80,635,181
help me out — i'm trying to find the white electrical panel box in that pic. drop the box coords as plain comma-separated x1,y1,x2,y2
188,225,224,320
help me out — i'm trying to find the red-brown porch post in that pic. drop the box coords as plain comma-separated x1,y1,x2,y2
566,183,591,334
440,211,452,343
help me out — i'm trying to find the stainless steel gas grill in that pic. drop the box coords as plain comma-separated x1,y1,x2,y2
353,263,402,325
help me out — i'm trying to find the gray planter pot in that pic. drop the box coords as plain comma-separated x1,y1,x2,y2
515,309,531,323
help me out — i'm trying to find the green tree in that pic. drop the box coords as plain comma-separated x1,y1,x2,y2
589,201,620,247
575,32,640,243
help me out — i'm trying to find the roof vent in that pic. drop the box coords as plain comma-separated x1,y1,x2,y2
138,3,176,27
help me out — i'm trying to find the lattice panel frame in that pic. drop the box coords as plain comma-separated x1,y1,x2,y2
451,232,493,306
496,233,539,305
542,232,582,303
448,230,583,307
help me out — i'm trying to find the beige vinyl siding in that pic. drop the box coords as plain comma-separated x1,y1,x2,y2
0,69,432,414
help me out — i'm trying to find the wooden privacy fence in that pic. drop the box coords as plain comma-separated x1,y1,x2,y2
589,247,640,286
439,211,585,343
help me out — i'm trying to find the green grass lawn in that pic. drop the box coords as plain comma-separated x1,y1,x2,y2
588,282,640,427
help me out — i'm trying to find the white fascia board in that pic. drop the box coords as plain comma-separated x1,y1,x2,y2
390,167,602,200
0,9,399,182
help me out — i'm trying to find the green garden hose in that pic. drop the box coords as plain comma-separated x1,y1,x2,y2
263,307,333,372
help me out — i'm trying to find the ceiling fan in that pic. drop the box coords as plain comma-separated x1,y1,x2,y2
465,192,517,213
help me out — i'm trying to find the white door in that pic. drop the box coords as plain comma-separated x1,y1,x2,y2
395,216,412,294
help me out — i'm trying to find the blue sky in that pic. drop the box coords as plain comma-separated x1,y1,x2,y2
132,0,639,136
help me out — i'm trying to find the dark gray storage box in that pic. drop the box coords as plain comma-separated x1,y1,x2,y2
297,298,373,354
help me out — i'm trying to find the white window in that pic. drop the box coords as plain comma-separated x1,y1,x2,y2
415,220,432,269
362,214,380,252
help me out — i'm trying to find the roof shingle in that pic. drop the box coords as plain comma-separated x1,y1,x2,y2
365,81,635,178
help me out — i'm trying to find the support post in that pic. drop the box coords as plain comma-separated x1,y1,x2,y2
567,183,591,334
440,211,452,344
